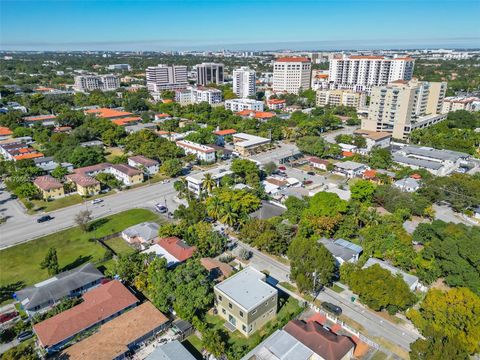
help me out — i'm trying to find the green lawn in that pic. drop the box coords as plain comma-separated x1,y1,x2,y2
330,284,345,293
0,209,159,293
104,237,136,256
279,281,297,293
28,191,115,214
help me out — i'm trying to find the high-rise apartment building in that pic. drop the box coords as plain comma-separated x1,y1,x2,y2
362,79,447,139
74,74,120,92
196,63,224,86
316,89,366,109
146,64,188,92
272,57,311,94
233,67,256,98
328,55,415,93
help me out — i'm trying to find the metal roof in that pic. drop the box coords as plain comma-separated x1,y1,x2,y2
146,340,196,360
215,266,277,311
392,153,443,170
363,258,419,289
319,239,362,262
399,145,469,162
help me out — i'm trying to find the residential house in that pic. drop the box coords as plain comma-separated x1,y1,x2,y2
213,128,237,146
237,110,276,121
14,263,103,316
80,140,104,148
84,108,133,120
33,175,65,200
0,126,13,140
146,340,196,360
232,133,271,156
34,156,73,173
214,266,278,337
124,123,157,134
353,129,392,152
128,155,159,175
263,177,289,195
109,164,143,185
122,222,160,249
333,161,369,178
154,113,171,122
200,258,233,281
186,168,233,196
241,318,355,360
33,280,138,353
393,178,421,192
250,201,287,220
318,238,363,266
65,173,101,196
22,114,57,127
308,157,330,171
111,116,142,126
144,237,196,267
363,258,422,291
176,140,216,163
61,302,169,360
267,98,286,110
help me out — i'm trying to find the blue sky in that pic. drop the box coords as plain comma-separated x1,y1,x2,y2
1,0,479,51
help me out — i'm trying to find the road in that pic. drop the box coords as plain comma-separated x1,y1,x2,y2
433,203,477,226
0,180,179,249
237,240,419,353
322,125,360,143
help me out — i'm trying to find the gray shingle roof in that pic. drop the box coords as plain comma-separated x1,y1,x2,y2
122,222,159,242
15,263,103,311
319,238,362,262
250,201,286,220
146,340,196,360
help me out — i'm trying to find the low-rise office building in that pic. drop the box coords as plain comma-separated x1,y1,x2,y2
176,140,216,162
352,129,392,152
225,98,264,112
214,267,278,337
33,175,65,200
232,133,271,156
392,145,470,176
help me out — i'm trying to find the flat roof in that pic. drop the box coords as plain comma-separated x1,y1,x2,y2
186,168,232,183
215,266,277,311
233,132,270,148
392,153,443,170
398,145,469,162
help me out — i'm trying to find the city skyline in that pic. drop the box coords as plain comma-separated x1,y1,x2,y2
1,0,479,51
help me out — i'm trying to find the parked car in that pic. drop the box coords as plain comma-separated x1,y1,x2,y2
91,199,103,205
204,217,215,223
0,311,18,324
321,302,342,316
278,166,286,171
17,331,34,342
307,171,315,176
155,204,168,213
303,180,313,185
37,215,53,223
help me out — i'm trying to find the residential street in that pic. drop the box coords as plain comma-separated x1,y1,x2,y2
237,240,420,354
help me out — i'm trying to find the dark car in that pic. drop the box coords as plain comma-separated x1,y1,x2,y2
204,217,215,223
307,171,315,176
0,311,18,324
17,331,34,342
37,215,53,223
155,204,168,213
321,302,342,316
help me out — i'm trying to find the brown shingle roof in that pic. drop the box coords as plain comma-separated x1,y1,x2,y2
284,320,355,360
353,129,392,141
61,302,168,360
34,175,63,191
33,281,138,349
200,258,233,279
111,163,142,176
128,155,159,167
66,173,100,187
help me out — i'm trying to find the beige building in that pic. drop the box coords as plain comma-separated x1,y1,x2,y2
273,57,311,94
33,175,65,200
214,267,278,337
65,174,101,196
442,96,480,113
316,89,366,109
362,79,447,140
232,133,271,156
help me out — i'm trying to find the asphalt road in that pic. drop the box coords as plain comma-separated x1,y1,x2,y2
0,180,179,249
237,240,419,353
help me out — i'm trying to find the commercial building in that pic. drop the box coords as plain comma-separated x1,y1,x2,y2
62,302,169,360
232,133,271,156
225,98,264,112
74,74,120,92
128,155,159,175
363,258,421,291
33,175,65,200
14,263,103,316
185,167,233,196
33,280,138,353
316,89,366,109
146,64,188,92
196,62,224,85
192,87,222,104
176,140,216,162
392,145,470,176
362,79,448,139
214,267,278,337
233,66,256,98
442,96,480,113
328,55,415,93
273,57,312,94
107,63,131,71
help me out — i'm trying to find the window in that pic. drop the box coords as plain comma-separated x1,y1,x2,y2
239,311,244,317
228,303,233,309
222,308,226,314
218,295,222,301
242,325,247,332
252,309,257,315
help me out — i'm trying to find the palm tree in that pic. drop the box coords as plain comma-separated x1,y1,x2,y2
220,203,238,227
207,197,222,220
282,127,295,141
202,173,217,194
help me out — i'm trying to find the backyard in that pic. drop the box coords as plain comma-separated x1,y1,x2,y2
0,208,159,303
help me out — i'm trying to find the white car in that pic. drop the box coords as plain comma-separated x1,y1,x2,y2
91,199,103,205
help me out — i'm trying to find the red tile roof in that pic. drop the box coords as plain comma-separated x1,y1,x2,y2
112,117,141,126
156,113,171,118
0,127,13,136
33,280,138,348
284,320,355,360
213,129,237,136
410,173,422,180
34,175,63,191
363,170,377,179
14,152,44,161
236,110,275,119
22,114,57,122
276,57,311,63
156,237,196,262
85,108,132,119
73,163,111,175
268,99,286,104
342,151,354,157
